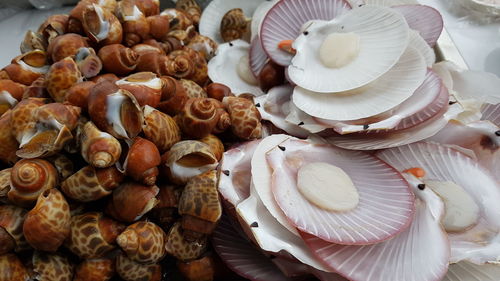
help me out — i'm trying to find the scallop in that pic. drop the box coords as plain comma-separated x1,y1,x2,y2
208,40,263,96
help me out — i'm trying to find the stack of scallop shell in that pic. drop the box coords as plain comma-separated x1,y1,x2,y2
0,0,263,280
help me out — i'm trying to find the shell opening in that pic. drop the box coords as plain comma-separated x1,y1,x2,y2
171,155,218,181
425,180,480,232
75,47,91,62
0,91,18,107
106,91,129,138
319,32,360,69
116,76,163,90
124,5,143,22
296,162,359,212
18,60,49,74
237,54,258,85
94,4,111,41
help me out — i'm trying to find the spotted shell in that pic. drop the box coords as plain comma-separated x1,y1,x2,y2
116,253,162,281
82,4,123,45
180,79,207,99
223,96,262,140
0,169,10,200
169,47,208,86
117,1,151,47
160,8,192,31
73,258,115,281
116,72,163,108
23,188,71,252
117,221,167,264
187,34,218,61
33,251,74,281
0,205,29,252
8,158,58,208
179,170,221,237
163,140,218,185
157,76,189,116
106,182,159,222
143,105,181,153
220,8,250,42
199,134,224,161
176,0,201,26
2,50,49,86
49,154,74,181
22,76,49,99
46,33,89,63
176,98,230,139
0,111,19,165
80,121,122,168
165,222,208,261
177,255,215,281
0,253,29,281
10,98,47,144
65,212,125,259
46,57,83,103
61,165,123,202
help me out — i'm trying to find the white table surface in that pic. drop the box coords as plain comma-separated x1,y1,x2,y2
0,1,499,76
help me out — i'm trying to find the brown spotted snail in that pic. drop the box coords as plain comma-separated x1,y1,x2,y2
0,1,265,280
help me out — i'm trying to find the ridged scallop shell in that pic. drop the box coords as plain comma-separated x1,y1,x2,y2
32,252,74,281
8,158,58,208
80,121,122,168
61,165,123,202
116,221,167,264
23,189,70,252
164,140,218,185
165,222,208,261
179,170,222,236
143,105,181,153
116,253,161,281
65,212,125,259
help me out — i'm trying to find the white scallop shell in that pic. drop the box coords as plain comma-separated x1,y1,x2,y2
288,5,410,93
208,40,264,96
363,0,419,6
250,0,279,39
409,29,435,67
292,47,426,121
443,262,500,281
199,0,264,44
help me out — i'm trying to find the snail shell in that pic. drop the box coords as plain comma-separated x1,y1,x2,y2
199,134,224,162
132,42,164,56
73,258,115,281
61,165,123,202
166,26,197,46
143,105,181,153
65,81,96,111
10,98,47,144
116,72,163,108
175,0,201,26
65,212,125,259
23,188,71,252
0,80,25,119
176,98,230,139
46,57,83,103
88,81,144,139
206,82,231,102
220,8,250,42
259,60,285,91
0,169,10,200
0,205,29,253
177,255,215,281
82,4,123,45
46,33,89,63
223,96,262,140
75,47,103,79
20,30,47,54
165,222,207,261
22,76,49,99
32,251,74,281
80,121,122,168
48,154,74,181
98,44,138,76
0,111,19,165
180,79,207,99
116,221,167,264
160,8,192,31
179,170,221,239
117,1,151,47
187,34,218,61
37,14,69,43
149,185,180,229
0,253,29,281
163,140,218,186
106,182,159,222
8,158,58,208
161,36,183,54
171,47,208,86
116,253,162,281
2,50,49,86
147,15,170,41
133,0,160,17
123,137,161,186
91,73,119,84
157,76,189,116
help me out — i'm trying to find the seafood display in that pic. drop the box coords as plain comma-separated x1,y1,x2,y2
0,0,499,280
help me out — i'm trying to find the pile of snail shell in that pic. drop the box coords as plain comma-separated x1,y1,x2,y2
0,0,266,280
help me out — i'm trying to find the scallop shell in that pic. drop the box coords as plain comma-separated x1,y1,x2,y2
301,171,449,281
392,4,443,47
199,0,264,43
482,103,500,126
443,262,500,281
249,35,268,78
208,40,263,96
378,142,500,265
288,5,410,93
292,47,426,121
260,0,351,66
250,0,278,39
409,30,435,67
